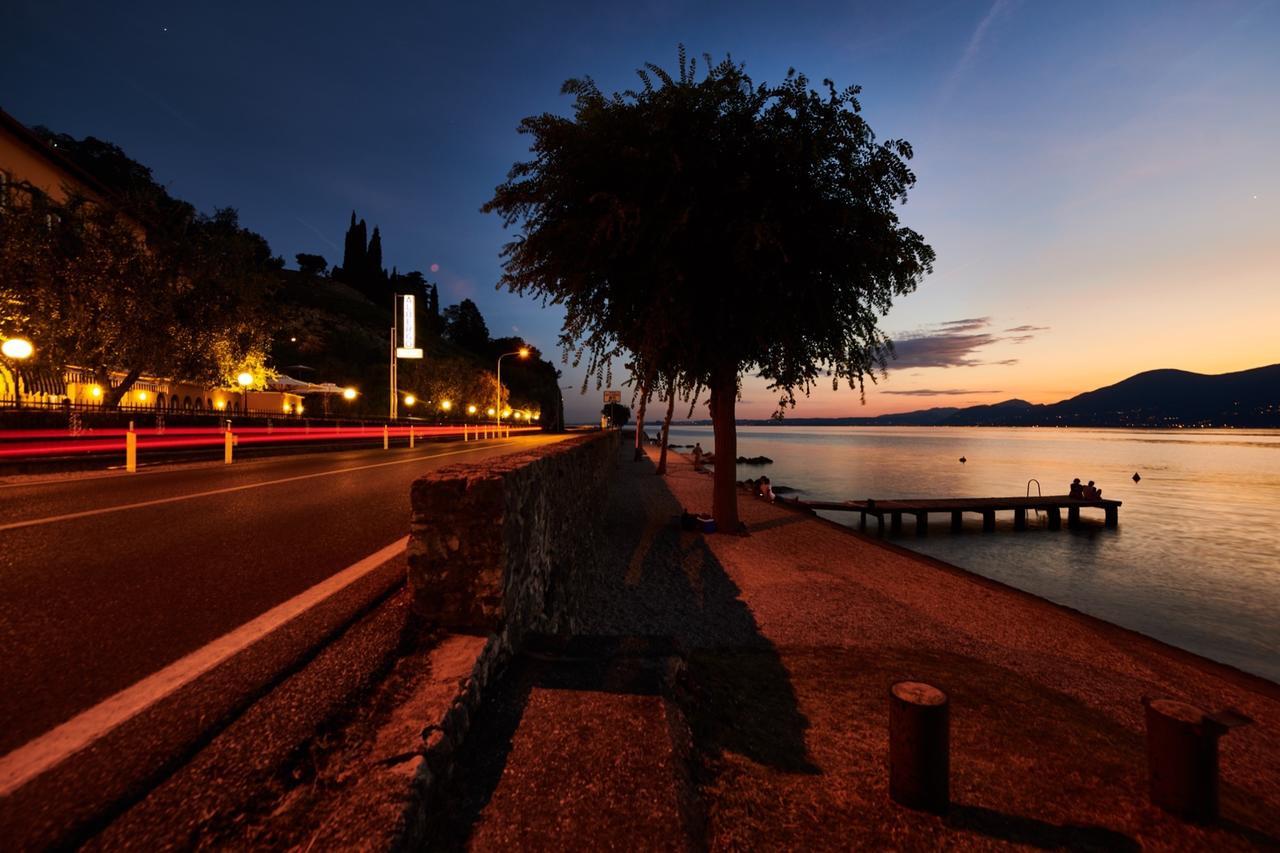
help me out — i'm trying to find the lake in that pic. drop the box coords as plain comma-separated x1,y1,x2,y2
664,425,1280,683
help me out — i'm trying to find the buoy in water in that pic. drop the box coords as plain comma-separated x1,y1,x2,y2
959,456,967,464
1132,472,1141,482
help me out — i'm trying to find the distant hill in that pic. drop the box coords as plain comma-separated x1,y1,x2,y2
725,364,1280,428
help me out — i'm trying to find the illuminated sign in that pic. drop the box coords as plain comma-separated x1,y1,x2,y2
396,294,423,358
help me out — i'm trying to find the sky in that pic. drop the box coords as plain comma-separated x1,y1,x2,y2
3,0,1277,422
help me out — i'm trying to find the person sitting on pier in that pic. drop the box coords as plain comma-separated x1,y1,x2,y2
1082,480,1100,499
1069,478,1084,499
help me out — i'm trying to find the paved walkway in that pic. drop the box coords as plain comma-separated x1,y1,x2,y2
441,440,1280,851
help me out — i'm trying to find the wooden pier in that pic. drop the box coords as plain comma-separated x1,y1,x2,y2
798,495,1121,537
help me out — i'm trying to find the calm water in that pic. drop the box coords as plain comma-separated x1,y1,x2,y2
665,425,1280,682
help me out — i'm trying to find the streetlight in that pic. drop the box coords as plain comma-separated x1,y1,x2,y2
237,371,253,415
342,387,358,401
404,394,416,407
496,347,529,432
467,404,477,415
1,337,33,408
2,338,34,360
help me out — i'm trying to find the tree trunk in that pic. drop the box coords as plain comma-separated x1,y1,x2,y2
656,384,676,475
708,366,739,531
103,366,143,410
633,376,650,461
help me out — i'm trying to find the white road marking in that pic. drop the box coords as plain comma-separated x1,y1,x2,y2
0,442,516,532
0,536,409,796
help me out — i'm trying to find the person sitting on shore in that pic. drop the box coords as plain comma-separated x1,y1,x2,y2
759,476,775,502
1069,478,1084,499
1082,480,1099,499
692,442,704,467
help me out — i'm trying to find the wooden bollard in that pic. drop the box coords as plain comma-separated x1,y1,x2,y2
889,681,949,813
1143,696,1252,823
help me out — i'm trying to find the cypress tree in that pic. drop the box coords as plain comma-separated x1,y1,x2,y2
367,226,385,295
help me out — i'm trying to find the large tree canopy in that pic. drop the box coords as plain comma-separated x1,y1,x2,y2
0,193,278,406
484,49,934,527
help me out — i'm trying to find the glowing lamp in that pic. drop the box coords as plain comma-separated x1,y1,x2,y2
342,387,357,400
216,400,226,410
404,394,416,407
440,400,452,411
90,385,103,398
487,407,496,417
518,347,529,358
467,404,477,415
137,391,148,402
1,338,34,359
237,372,253,388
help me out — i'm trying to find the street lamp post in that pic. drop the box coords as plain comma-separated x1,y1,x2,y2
496,348,529,434
237,372,253,416
2,337,35,408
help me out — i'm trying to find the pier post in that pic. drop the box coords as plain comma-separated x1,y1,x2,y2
1014,508,1025,530
1047,507,1061,530
950,511,963,532
1106,505,1118,528
1068,505,1080,528
889,681,949,814
915,512,928,537
891,512,903,536
982,510,995,533
859,512,867,532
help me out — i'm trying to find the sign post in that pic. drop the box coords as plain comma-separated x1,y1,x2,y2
391,293,424,420
603,390,622,428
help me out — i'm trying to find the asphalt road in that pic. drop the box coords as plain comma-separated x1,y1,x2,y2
0,434,565,757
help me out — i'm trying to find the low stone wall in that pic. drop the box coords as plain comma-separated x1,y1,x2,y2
407,431,619,648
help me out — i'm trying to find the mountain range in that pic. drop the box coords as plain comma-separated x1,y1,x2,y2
729,364,1280,428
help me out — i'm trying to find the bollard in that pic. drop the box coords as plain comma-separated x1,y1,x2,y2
1143,696,1252,823
409,425,415,448
225,430,234,464
464,424,469,441
125,428,137,473
383,424,389,450
889,681,949,813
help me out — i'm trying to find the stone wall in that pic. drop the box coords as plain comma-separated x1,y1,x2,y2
407,431,619,649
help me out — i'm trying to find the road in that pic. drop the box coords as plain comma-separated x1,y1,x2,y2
0,434,565,762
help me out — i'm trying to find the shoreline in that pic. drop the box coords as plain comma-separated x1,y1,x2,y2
640,442,1279,846
798,500,1279,698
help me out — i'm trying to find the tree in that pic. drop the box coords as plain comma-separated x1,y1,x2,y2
0,192,276,407
442,299,490,355
484,49,933,529
602,402,630,427
295,253,328,277
336,212,368,289
366,226,386,294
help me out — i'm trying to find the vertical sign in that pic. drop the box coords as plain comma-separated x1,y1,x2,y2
396,294,423,358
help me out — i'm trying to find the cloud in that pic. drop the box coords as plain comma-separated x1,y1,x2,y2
1004,324,1049,333
939,317,991,331
889,317,1042,368
882,389,1002,396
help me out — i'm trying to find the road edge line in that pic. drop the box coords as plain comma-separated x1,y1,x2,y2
0,536,410,797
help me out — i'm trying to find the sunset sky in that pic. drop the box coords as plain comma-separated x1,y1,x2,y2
3,1,1277,421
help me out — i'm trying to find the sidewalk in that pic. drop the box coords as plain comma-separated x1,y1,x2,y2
442,440,1280,850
